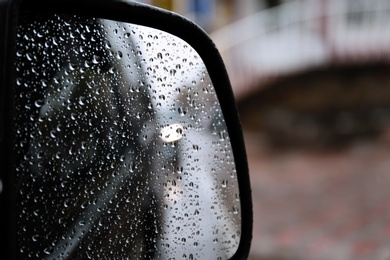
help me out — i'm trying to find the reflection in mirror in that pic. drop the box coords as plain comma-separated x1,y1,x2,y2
14,11,241,259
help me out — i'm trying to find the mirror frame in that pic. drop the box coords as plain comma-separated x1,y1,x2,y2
0,0,253,259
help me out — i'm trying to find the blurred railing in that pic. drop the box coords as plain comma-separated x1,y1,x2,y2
210,0,390,100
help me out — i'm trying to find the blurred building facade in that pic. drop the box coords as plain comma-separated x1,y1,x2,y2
209,0,390,100
139,0,390,100
139,0,294,32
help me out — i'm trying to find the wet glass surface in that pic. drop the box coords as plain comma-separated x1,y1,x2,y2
14,12,241,259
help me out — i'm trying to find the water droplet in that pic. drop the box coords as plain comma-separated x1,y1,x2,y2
68,147,74,156
129,162,136,173
219,131,227,141
222,180,228,188
70,113,77,120
26,237,38,246
178,107,186,116
109,67,117,74
50,130,57,139
16,78,22,86
43,247,52,255
55,152,62,160
68,63,76,71
52,36,59,45
34,99,44,108
25,53,33,61
78,96,85,106
92,55,101,64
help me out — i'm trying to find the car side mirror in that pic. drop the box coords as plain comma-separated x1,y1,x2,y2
0,0,252,259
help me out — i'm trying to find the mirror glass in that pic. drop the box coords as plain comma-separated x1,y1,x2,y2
14,11,241,259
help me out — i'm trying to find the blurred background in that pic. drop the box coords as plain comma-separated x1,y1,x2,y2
138,0,390,259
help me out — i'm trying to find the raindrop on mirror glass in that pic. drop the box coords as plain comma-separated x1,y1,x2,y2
34,99,44,108
92,55,101,64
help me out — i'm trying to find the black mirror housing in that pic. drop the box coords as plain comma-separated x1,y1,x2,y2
1,1,252,259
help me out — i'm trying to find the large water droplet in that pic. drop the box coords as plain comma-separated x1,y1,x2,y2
25,53,33,61
92,55,101,64
78,96,86,106
34,99,44,108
